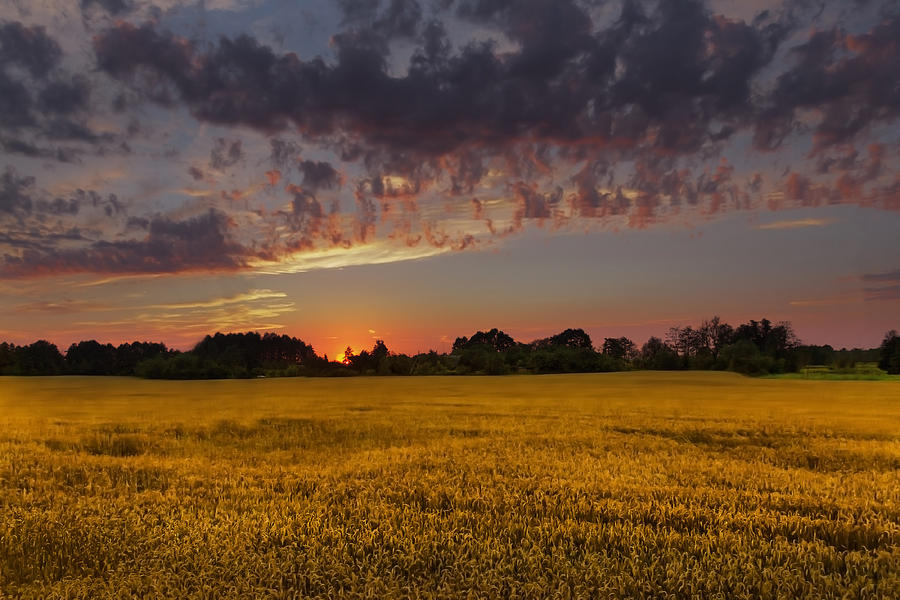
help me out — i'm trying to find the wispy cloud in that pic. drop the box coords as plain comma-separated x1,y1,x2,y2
788,296,859,307
14,299,112,313
861,269,900,283
754,218,836,230
176,188,216,198
861,268,900,301
76,301,295,335
148,289,287,310
865,286,900,301
74,274,165,288
250,241,450,275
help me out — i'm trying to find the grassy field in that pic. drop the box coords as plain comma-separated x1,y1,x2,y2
2,372,899,599
766,363,900,381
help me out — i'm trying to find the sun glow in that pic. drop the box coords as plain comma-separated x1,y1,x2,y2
333,339,377,363
335,345,358,364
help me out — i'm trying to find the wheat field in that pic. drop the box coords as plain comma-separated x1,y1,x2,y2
1,372,899,599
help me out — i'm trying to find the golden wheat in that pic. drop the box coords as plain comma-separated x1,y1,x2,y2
1,372,899,599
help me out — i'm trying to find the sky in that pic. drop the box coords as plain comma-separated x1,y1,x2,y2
0,0,898,357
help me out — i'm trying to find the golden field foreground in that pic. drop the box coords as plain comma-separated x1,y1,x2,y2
2,373,900,599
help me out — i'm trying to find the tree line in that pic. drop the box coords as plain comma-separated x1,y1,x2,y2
1,320,898,379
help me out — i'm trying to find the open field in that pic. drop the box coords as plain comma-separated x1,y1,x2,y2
2,372,900,599
766,363,900,381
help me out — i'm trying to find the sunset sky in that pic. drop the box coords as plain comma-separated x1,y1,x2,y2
1,0,898,356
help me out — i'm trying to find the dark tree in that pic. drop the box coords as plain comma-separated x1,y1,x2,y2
372,339,389,361
0,342,17,374
191,331,317,375
66,340,118,375
602,337,637,361
18,340,65,375
453,329,516,353
699,316,734,360
114,341,170,374
667,326,712,363
879,330,900,374
532,328,594,350
733,319,799,358
720,339,775,375
342,346,354,365
640,337,680,370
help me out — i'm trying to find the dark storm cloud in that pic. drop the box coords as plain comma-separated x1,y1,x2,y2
81,0,132,16
0,21,124,159
512,182,562,220
209,138,243,169
0,209,257,277
35,197,80,215
126,216,149,230
4,0,895,280
758,13,900,152
0,168,35,215
338,0,381,23
91,0,802,172
45,118,111,143
279,183,342,249
269,138,302,170
610,0,788,153
1,137,79,162
375,0,423,38
298,160,340,190
0,21,62,78
456,0,597,83
0,70,34,128
448,150,486,195
339,0,423,38
38,77,90,115
0,171,130,270
82,189,124,217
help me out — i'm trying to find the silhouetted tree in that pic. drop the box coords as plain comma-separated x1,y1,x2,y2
452,336,469,352
532,328,593,350
372,339,389,361
720,339,775,375
640,337,680,370
191,331,317,375
0,342,16,374
114,341,169,374
602,337,637,361
699,316,734,361
666,326,710,365
453,329,516,353
66,340,118,375
342,346,354,365
733,319,798,358
18,340,65,375
879,330,900,374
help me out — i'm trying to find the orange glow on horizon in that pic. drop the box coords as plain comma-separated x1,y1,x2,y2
333,344,364,364
336,347,351,363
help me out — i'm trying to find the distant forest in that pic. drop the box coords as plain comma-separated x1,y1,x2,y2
1,318,899,379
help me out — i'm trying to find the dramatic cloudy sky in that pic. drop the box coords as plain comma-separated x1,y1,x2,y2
1,0,899,356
